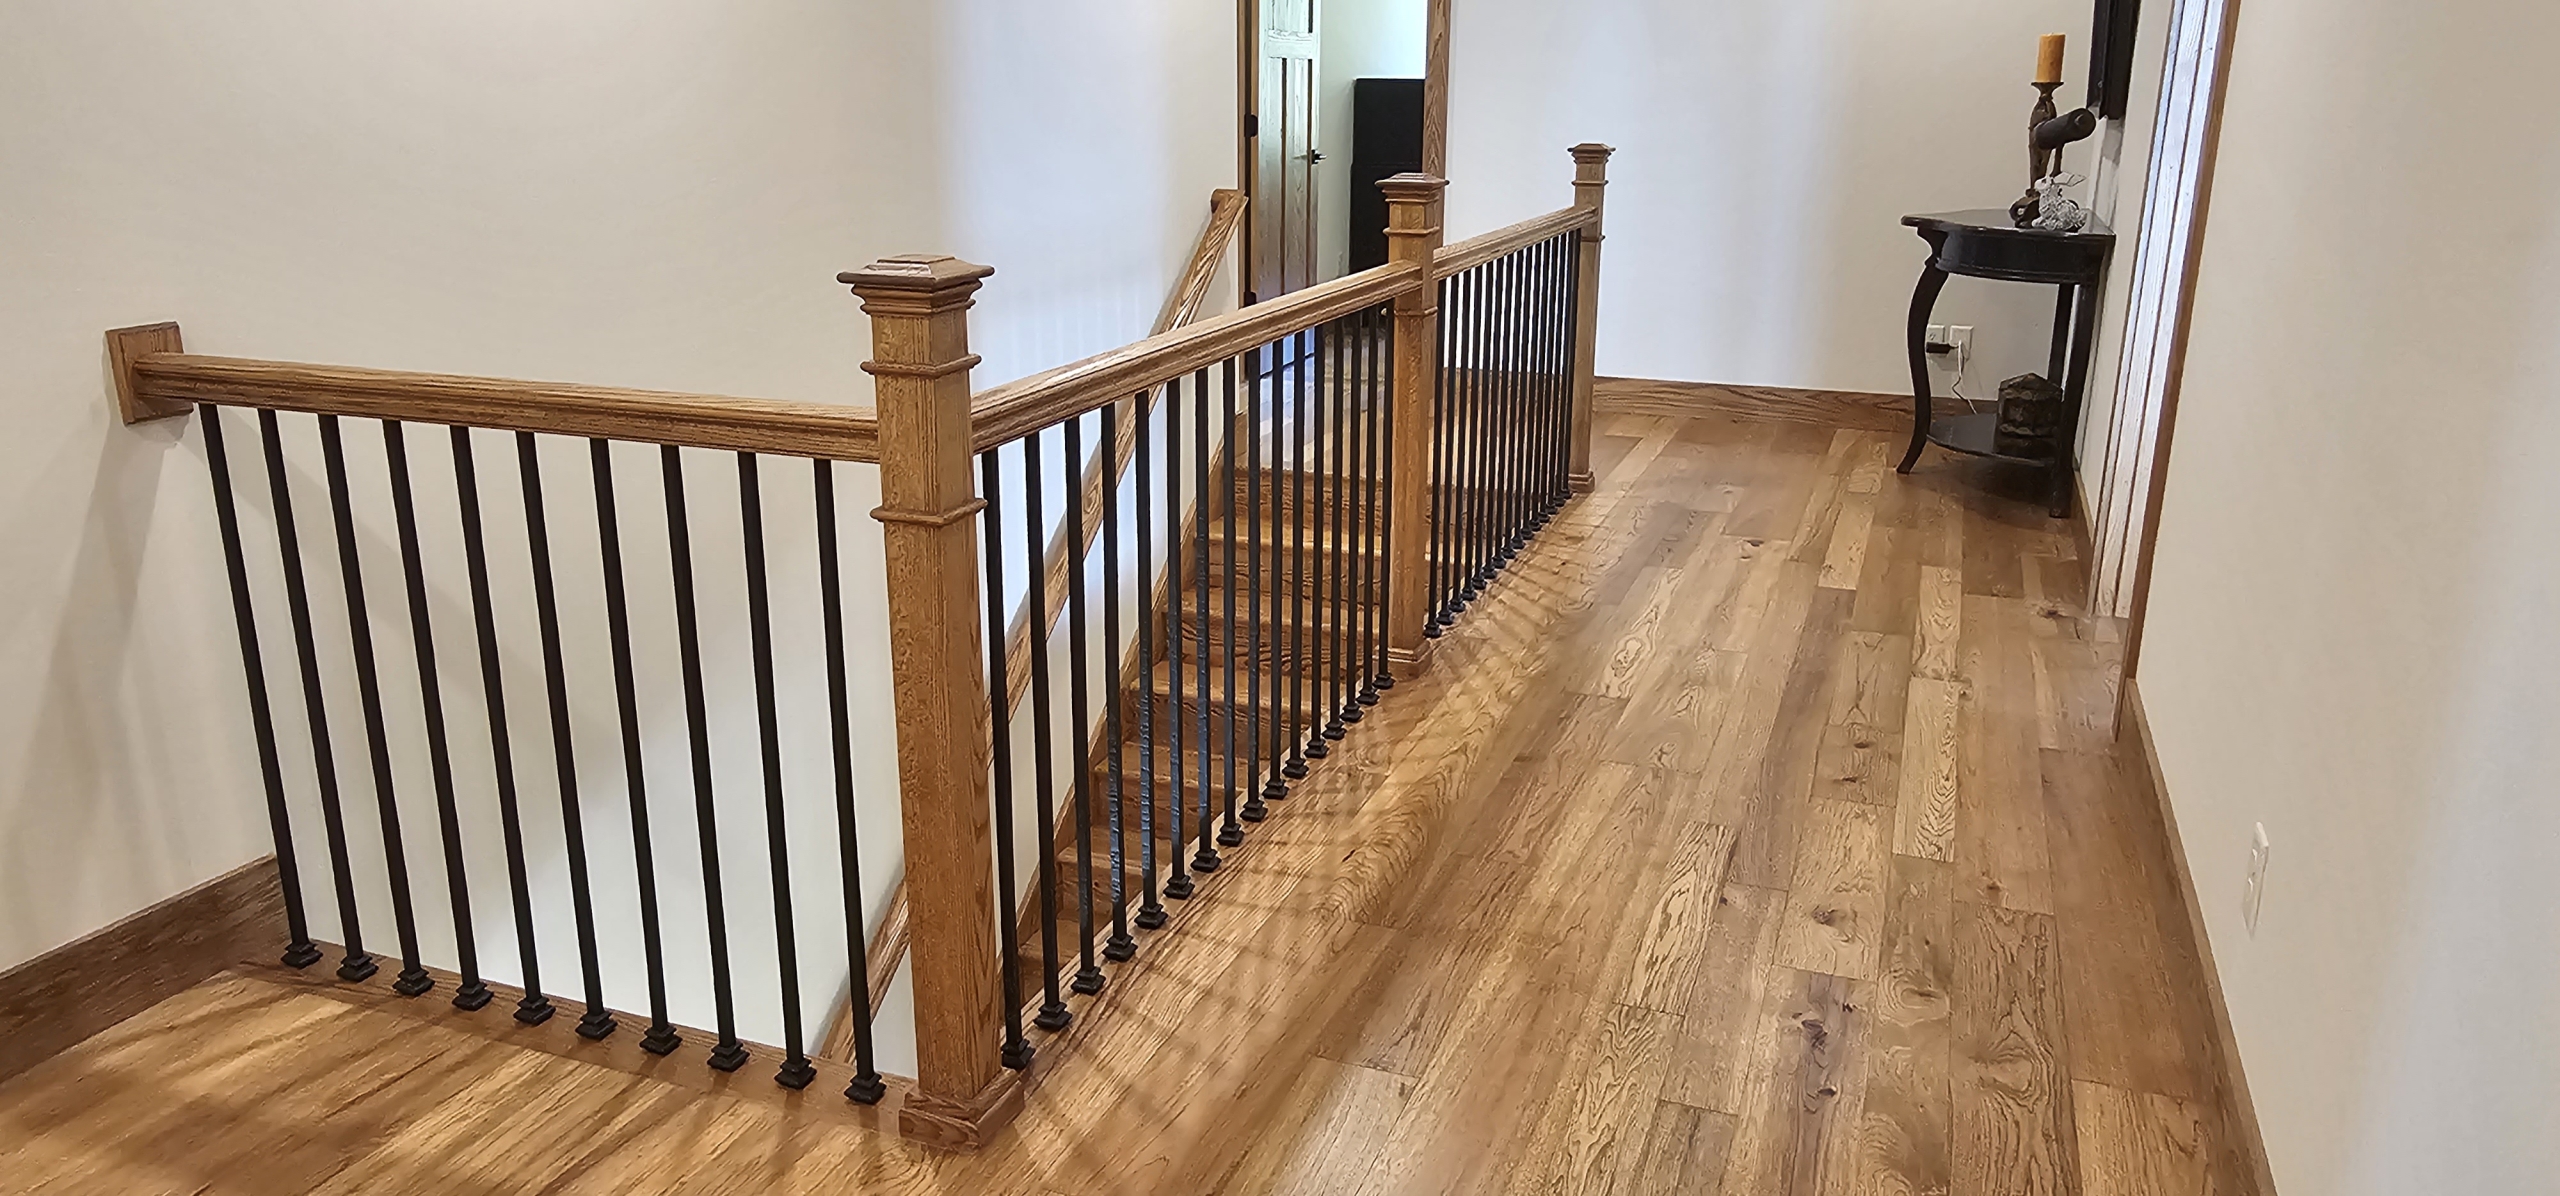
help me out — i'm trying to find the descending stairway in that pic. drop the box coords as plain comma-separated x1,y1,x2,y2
1008,405,1389,985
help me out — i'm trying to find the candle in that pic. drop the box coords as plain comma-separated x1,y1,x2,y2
2036,33,2067,84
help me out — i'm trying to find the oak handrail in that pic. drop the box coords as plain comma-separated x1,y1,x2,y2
967,259,1422,451
1154,189,1251,334
998,188,1249,714
1432,204,1598,281
118,350,882,461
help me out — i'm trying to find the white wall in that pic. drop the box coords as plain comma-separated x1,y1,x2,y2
0,0,1235,1074
1315,0,1427,281
2137,2,2560,1191
1446,0,2104,395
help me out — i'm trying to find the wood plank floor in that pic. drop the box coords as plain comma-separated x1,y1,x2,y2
0,401,2249,1195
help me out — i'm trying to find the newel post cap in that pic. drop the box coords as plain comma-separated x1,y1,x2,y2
839,254,995,314
1569,142,1616,165
1377,172,1448,203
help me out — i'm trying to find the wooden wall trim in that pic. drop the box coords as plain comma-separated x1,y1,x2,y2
2122,678,2282,1195
116,340,882,462
1593,376,1916,433
0,856,285,1086
2121,0,2249,682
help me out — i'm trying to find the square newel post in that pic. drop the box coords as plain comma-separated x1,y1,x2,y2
1380,173,1446,679
839,254,1021,1149
1568,143,1614,493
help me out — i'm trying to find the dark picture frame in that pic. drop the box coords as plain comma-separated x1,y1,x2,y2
2088,0,2144,119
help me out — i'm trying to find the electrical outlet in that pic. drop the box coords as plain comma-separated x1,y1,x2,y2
1947,325,1974,374
2241,823,2271,935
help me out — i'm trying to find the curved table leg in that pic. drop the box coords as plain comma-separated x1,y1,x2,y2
1899,262,1951,474
2051,279,2102,518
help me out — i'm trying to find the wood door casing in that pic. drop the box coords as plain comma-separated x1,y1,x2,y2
1252,0,1319,302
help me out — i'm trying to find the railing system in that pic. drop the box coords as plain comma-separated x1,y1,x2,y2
112,345,904,1102
112,144,1610,1152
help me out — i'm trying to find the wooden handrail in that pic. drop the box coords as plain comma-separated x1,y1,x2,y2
118,348,881,461
1432,204,1598,281
996,189,1249,716
1153,189,1250,334
967,259,1423,451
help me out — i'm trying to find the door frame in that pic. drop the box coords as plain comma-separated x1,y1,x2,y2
2115,0,2246,691
1238,0,1449,307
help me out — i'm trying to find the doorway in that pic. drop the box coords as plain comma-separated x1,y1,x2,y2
1241,0,1430,303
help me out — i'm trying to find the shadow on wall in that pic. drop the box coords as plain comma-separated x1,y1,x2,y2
0,410,234,962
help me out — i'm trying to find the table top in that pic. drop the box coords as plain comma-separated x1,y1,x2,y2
1903,208,2114,243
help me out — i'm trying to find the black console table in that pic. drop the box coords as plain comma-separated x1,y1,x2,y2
1897,209,2114,517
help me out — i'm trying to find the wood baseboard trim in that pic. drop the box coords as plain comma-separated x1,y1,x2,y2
2120,678,2281,1195
1593,376,1914,433
0,856,286,1086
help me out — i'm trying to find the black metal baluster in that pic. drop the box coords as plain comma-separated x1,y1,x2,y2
1024,435,1073,1031
1163,376,1194,901
1244,346,1272,822
1133,392,1166,930
736,453,815,1086
1556,235,1576,509
1484,262,1503,572
1427,278,1454,637
1556,230,1576,504
1533,237,1561,521
661,445,746,1068
593,440,676,1052
1300,318,1341,763
383,421,485,1005
1548,235,1574,515
1361,304,1389,705
1065,416,1105,995
1342,313,1359,729
1191,367,1221,874
1374,306,1400,692
814,459,885,1101
1101,400,1138,961
452,427,543,1019
977,452,1033,1069
1467,262,1497,599
1338,314,1367,727
200,407,323,971
259,412,374,983
1494,252,1520,560
1217,360,1244,848
316,416,428,995
1494,252,1522,563
1447,269,1479,616
519,433,615,1039
1284,328,1312,782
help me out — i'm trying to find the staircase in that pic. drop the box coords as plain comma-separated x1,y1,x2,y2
101,145,1615,1154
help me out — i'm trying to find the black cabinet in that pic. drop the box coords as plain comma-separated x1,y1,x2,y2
1349,77,1425,273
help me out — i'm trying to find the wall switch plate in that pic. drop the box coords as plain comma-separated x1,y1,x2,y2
2241,822,2271,935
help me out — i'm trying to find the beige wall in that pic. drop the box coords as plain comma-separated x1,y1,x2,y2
1445,0,2106,394
0,0,1236,1075
2139,2,2560,1190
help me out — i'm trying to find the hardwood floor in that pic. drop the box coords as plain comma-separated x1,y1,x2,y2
0,400,2247,1195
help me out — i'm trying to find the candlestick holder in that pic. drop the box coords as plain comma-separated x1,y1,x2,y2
2010,80,2066,226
